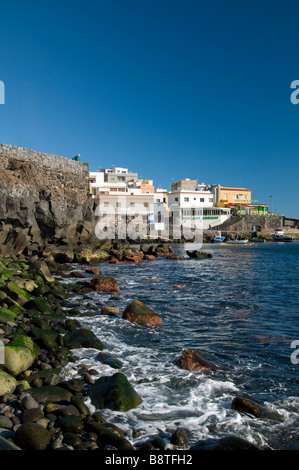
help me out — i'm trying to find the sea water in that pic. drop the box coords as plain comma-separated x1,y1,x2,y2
60,242,299,450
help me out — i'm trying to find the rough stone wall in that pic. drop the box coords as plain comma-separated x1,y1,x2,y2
0,144,89,176
0,154,89,202
0,144,96,255
225,215,284,232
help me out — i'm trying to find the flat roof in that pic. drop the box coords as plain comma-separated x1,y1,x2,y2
220,187,251,191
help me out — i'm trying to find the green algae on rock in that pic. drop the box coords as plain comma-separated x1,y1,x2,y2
89,372,142,412
3,336,38,376
122,300,162,327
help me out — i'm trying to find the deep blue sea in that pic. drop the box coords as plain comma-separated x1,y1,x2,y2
60,241,299,450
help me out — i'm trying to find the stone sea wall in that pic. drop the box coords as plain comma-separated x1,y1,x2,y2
0,144,96,256
0,144,89,177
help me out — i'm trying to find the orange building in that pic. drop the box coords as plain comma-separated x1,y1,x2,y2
136,179,155,194
216,187,252,206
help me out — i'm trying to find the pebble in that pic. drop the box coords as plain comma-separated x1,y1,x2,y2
21,395,39,411
0,416,13,429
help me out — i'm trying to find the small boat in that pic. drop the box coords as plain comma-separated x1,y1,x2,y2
213,231,225,243
271,229,295,242
252,237,266,243
226,239,248,244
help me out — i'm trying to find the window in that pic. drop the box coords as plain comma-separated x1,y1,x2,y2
144,202,149,207
130,202,135,207
156,198,161,203
224,193,228,199
209,198,213,202
200,198,204,202
175,197,178,202
104,202,109,207
184,197,189,202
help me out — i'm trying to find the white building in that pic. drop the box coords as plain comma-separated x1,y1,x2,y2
89,171,105,197
168,188,230,230
89,168,136,197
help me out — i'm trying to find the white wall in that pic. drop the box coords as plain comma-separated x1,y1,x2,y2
168,191,215,209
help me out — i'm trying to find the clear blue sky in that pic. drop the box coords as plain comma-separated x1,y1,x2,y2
1,0,299,217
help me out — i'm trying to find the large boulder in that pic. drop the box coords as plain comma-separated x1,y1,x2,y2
5,281,31,306
43,246,75,264
29,259,54,282
63,328,104,350
89,372,142,411
30,327,61,351
3,336,38,377
190,435,260,450
122,300,162,327
0,369,17,395
27,385,72,403
176,349,218,372
97,352,123,369
75,248,110,264
90,276,120,293
0,306,17,325
186,250,212,259
231,395,284,422
88,421,134,450
24,298,54,315
14,422,51,450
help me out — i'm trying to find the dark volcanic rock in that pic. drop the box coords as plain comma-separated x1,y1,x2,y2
176,349,218,371
14,422,51,450
231,395,284,422
27,385,72,403
101,306,122,317
97,352,123,369
90,276,120,293
88,421,134,450
58,415,84,434
186,250,212,259
190,435,260,450
63,328,104,350
122,300,162,327
89,372,142,411
170,428,189,448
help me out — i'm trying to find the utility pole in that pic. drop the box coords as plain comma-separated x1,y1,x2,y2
269,195,273,214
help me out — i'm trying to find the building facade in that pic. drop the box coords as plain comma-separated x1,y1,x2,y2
168,188,230,230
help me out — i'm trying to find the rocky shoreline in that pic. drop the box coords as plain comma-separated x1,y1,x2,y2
0,242,284,451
